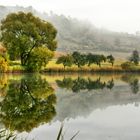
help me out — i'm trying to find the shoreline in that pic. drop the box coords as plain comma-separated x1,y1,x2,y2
3,68,140,74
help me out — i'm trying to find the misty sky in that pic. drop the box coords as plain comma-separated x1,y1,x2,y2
0,0,140,34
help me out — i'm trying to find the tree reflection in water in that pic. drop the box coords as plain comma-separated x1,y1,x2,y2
130,79,139,94
0,75,56,132
121,75,139,94
56,77,114,92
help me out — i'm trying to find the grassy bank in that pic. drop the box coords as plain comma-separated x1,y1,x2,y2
6,59,140,73
42,59,140,73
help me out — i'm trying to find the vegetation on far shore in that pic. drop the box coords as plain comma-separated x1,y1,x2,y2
5,58,140,73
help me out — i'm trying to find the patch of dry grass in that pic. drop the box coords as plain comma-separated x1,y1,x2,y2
44,59,125,72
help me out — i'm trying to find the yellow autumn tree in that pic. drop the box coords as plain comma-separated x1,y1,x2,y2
0,56,8,72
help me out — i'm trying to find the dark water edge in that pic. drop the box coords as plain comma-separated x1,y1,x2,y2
3,67,140,74
42,69,140,73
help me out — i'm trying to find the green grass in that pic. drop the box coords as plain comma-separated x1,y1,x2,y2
8,65,25,73
7,61,25,73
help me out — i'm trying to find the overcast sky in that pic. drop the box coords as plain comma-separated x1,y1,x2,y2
0,0,140,34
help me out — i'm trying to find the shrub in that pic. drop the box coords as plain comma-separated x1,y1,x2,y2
26,47,54,72
121,61,135,70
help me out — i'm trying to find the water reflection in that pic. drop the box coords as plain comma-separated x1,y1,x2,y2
56,77,114,92
0,74,140,139
53,74,140,122
0,75,56,132
121,75,139,94
0,74,8,97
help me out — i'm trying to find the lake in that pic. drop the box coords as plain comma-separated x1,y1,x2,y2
0,73,140,140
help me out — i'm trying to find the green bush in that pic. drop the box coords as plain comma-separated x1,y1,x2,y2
26,47,54,72
121,61,135,70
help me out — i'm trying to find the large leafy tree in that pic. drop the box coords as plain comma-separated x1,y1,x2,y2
1,12,57,66
95,55,106,67
72,52,87,68
56,54,74,69
107,55,115,66
86,53,106,67
129,50,139,65
87,53,96,66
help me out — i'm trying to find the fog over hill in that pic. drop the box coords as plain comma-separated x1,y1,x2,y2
0,5,140,58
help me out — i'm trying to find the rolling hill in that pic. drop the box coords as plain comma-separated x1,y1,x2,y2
0,5,140,58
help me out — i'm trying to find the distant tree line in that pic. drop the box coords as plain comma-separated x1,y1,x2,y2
56,51,115,69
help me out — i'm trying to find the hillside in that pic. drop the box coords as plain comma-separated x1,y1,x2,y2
0,5,140,58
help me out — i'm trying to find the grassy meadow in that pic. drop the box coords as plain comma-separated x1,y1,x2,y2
6,58,140,73
45,59,123,72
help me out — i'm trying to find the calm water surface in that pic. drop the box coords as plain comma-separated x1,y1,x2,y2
0,73,140,140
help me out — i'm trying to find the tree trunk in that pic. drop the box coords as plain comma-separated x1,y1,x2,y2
112,63,113,66
21,54,25,66
21,53,30,66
